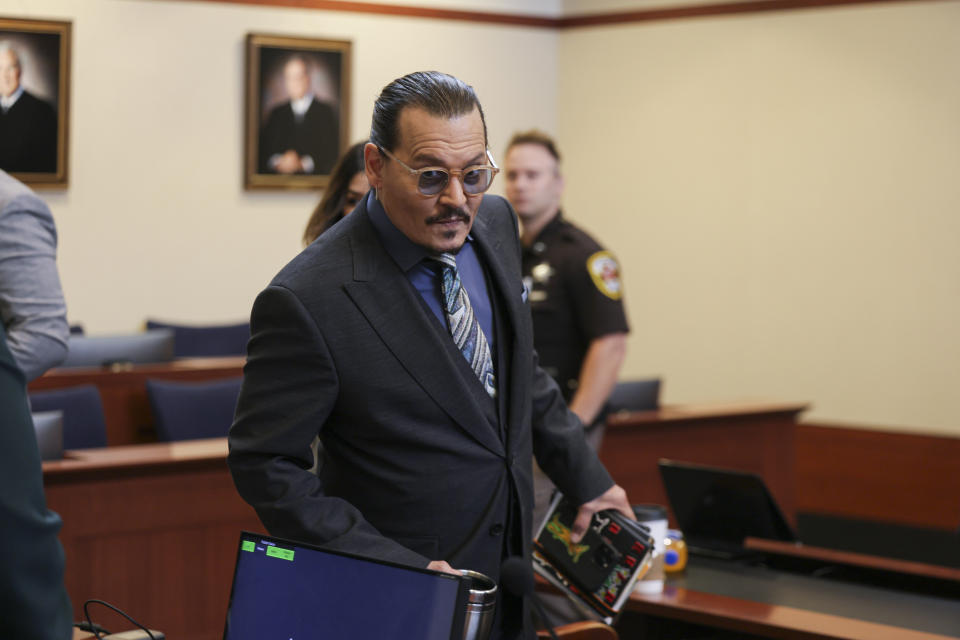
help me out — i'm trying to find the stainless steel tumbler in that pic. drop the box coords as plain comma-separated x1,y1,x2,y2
460,569,497,640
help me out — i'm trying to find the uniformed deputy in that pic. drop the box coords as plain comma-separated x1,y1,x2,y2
505,130,628,428
523,222,627,411
504,130,630,529
505,131,630,628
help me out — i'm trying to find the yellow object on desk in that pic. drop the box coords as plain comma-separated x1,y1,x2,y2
663,529,688,573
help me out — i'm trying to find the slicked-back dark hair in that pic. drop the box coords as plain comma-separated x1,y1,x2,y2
370,71,488,152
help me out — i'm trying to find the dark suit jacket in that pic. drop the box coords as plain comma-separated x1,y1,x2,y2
0,324,72,640
257,97,339,175
229,194,613,636
0,91,58,174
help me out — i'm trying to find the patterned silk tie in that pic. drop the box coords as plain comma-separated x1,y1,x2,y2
430,253,497,397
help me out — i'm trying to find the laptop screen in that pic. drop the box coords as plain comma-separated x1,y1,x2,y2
658,460,796,552
223,532,469,640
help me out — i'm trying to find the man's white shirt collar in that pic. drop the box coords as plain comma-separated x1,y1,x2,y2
0,85,24,112
291,94,314,118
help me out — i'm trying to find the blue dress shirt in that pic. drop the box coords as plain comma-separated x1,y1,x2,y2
366,193,496,356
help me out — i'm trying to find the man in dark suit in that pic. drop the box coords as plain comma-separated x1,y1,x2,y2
0,322,73,640
0,45,58,174
229,71,632,639
257,55,339,176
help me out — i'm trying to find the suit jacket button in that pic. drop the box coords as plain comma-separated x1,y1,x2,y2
489,524,504,536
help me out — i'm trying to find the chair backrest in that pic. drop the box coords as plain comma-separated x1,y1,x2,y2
537,621,619,640
605,378,662,414
59,329,175,368
145,319,250,358
146,376,243,442
31,411,65,461
29,384,108,449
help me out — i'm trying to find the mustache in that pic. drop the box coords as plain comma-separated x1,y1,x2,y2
426,208,471,225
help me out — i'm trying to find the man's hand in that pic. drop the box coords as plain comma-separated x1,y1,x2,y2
273,149,303,174
570,484,633,543
427,560,459,575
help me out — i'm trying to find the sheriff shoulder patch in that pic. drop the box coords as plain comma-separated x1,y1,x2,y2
586,251,623,300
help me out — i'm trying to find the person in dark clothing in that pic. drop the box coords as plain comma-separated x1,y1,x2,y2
230,71,634,640
302,140,369,245
0,322,73,640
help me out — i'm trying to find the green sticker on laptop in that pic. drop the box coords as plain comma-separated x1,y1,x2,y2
266,546,295,561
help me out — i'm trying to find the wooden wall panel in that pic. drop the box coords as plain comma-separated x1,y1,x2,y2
44,442,264,640
599,403,804,526
796,423,960,531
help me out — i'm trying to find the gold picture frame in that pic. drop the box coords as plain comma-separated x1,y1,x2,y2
244,33,351,191
0,17,70,188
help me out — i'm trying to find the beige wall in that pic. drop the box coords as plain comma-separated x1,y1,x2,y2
9,0,960,435
557,1,960,435
10,0,556,331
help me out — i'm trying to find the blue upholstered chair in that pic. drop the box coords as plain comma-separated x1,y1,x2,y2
29,384,108,449
145,376,243,442
605,378,662,414
145,320,249,358
59,329,175,368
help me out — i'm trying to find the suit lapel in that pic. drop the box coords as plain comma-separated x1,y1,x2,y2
342,209,505,457
469,201,530,451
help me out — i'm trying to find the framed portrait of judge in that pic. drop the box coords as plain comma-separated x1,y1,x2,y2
0,17,70,188
244,34,351,191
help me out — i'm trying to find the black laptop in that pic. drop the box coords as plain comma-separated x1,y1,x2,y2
223,531,470,640
658,459,797,555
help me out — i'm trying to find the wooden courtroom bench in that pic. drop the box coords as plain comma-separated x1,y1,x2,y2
598,401,807,525
44,438,263,640
45,403,960,640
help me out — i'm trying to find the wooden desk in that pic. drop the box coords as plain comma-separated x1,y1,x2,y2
626,581,958,640
619,539,960,639
599,402,807,524
30,357,245,445
44,439,263,640
537,557,959,640
744,537,960,583
41,399,794,640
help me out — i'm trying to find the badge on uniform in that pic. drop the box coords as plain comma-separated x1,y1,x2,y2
586,251,623,300
531,262,554,284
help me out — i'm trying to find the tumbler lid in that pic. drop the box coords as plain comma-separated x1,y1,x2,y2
460,570,497,603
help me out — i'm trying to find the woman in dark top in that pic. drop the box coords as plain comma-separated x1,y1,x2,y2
302,141,369,246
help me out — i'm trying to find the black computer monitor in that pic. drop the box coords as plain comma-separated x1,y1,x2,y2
223,532,470,640
658,459,796,553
